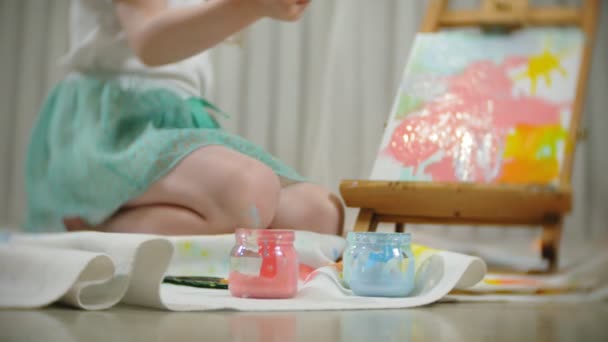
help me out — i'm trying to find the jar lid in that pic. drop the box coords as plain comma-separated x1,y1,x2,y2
235,228,295,243
346,232,411,245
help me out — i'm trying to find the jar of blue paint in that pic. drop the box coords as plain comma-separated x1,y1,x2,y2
343,232,415,297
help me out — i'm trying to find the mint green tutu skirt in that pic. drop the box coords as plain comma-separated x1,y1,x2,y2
25,75,305,232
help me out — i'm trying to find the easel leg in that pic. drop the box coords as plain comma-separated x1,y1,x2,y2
541,219,562,272
354,208,377,232
395,223,405,233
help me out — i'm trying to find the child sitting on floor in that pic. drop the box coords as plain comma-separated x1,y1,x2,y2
25,0,343,235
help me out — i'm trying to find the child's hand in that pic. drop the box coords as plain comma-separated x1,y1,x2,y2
251,0,311,22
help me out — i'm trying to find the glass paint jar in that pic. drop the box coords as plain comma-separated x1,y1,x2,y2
343,232,415,297
229,229,298,299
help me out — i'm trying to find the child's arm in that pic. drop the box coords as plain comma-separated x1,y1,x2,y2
115,0,310,66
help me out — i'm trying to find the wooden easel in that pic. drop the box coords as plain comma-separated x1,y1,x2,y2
339,0,600,272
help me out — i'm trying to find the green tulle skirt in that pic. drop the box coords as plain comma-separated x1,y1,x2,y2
25,75,305,232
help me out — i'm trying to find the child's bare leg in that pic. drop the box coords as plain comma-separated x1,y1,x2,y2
64,146,344,235
102,205,215,235
269,183,344,235
82,146,282,235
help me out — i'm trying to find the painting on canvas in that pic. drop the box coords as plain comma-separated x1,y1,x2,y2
370,28,583,185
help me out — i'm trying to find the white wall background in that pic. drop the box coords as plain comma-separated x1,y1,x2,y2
1,1,606,252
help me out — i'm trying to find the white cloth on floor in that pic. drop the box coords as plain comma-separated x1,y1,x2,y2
0,231,486,311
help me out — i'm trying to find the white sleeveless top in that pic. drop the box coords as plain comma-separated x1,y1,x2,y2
61,0,213,97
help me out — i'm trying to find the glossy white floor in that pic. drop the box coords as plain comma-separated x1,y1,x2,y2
2,302,607,342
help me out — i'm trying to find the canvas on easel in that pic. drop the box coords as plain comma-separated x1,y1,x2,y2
339,0,600,272
371,28,583,185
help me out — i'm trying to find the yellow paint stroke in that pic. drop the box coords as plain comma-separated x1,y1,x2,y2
500,159,559,184
484,278,542,286
411,244,439,269
500,124,567,184
180,241,192,253
515,47,567,95
411,244,437,258
200,249,209,257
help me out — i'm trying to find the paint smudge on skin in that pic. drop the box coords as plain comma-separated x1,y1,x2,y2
249,204,261,229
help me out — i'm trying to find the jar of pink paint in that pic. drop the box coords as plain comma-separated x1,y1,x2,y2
229,229,298,299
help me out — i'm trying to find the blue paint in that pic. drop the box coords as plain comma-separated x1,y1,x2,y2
0,231,12,244
399,150,443,181
332,248,340,261
343,232,415,297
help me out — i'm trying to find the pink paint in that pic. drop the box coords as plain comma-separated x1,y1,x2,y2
425,154,457,181
386,58,569,182
229,229,298,299
298,264,315,282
